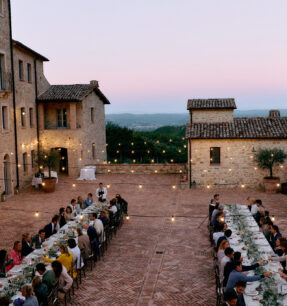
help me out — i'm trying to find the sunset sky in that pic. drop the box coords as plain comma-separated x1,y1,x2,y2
11,0,287,113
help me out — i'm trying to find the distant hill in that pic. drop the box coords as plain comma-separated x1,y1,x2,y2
106,109,287,131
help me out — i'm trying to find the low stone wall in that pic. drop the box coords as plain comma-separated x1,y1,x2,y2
93,163,187,174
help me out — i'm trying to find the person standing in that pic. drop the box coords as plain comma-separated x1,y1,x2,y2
96,183,107,202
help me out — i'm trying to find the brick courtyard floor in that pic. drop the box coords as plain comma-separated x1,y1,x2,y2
0,174,287,305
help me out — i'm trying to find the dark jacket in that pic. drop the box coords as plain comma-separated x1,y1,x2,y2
44,223,56,239
42,270,57,293
34,283,49,305
232,288,246,306
59,215,66,228
32,235,45,249
270,232,282,250
21,240,34,257
223,261,259,287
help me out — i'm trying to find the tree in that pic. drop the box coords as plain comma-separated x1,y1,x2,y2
255,148,287,178
36,150,61,178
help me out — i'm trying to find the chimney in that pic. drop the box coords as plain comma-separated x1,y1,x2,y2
269,110,281,118
90,80,99,88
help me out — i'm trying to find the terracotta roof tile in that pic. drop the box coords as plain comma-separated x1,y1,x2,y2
187,99,236,110
37,84,110,104
186,117,287,139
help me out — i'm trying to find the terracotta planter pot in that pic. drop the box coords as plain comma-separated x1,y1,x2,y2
42,177,57,193
263,177,280,194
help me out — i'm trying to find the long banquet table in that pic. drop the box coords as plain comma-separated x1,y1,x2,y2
0,202,106,304
225,204,287,305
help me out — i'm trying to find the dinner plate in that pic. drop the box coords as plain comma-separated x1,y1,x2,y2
245,291,259,296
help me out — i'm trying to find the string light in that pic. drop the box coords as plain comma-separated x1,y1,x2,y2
72,183,76,187
107,169,111,173
151,159,154,163
116,150,119,154
144,142,147,145
172,185,176,189
169,139,173,142
34,211,39,217
131,170,134,173
162,150,166,154
271,215,276,222
131,142,134,146
17,164,21,168
254,167,257,170
107,184,111,188
133,159,136,163
207,185,211,189
184,145,187,148
170,159,174,163
178,149,182,153
277,183,281,188
126,215,130,221
241,184,245,188
138,184,143,189
156,140,160,144
171,215,175,222
154,170,158,173
229,169,232,172
42,182,45,186
280,165,284,169
118,143,121,146
61,167,65,171
114,159,118,163
131,150,135,154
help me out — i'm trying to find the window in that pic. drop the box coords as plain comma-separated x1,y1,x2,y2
23,153,28,173
0,54,4,90
29,108,34,127
57,109,67,128
210,147,220,164
92,143,96,159
91,107,94,123
31,150,35,168
19,60,23,80
20,107,26,127
27,63,31,82
2,106,8,130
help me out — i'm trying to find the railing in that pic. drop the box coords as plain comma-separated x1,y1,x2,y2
0,72,12,92
44,123,71,130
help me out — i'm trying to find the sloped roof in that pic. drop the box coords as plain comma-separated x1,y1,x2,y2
187,99,237,110
37,84,110,104
13,40,49,61
186,117,287,139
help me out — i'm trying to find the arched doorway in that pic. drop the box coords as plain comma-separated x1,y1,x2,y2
3,154,11,195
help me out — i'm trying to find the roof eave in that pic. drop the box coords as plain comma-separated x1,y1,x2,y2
13,40,49,62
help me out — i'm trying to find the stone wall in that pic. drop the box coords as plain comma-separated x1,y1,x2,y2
93,163,187,174
188,139,287,188
191,109,234,123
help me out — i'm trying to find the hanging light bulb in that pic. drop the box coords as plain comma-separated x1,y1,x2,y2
107,184,111,188
126,215,130,221
241,184,245,188
42,182,45,187
138,184,143,189
34,211,39,217
271,215,276,222
172,185,176,189
72,183,76,187
171,215,175,222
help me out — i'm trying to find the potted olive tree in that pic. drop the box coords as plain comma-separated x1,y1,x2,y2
36,150,60,193
255,148,287,193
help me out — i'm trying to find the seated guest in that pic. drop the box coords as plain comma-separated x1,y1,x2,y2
67,239,84,270
109,198,118,215
32,276,49,306
209,194,220,221
217,240,230,267
213,211,225,228
7,241,22,271
68,199,77,216
269,240,287,267
21,285,39,306
220,247,234,280
43,245,75,277
247,197,257,215
225,262,270,292
269,224,282,250
213,223,226,245
211,203,224,223
90,213,105,242
233,280,246,306
0,296,11,305
65,206,73,222
44,216,58,238
217,229,232,251
51,261,73,303
99,211,109,227
221,290,238,306
0,250,13,278
59,208,66,228
32,230,45,249
275,237,287,257
116,194,128,214
35,263,56,293
77,196,85,210
263,220,273,241
84,193,93,208
83,222,99,261
21,233,34,257
254,200,265,223
223,252,263,287
77,228,91,262
96,183,107,202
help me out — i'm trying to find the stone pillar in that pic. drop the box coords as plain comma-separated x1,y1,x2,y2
38,103,44,130
70,103,76,129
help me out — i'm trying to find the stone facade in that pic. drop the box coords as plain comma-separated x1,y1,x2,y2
186,99,287,188
0,1,109,192
191,109,234,123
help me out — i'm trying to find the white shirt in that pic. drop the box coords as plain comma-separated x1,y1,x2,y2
68,246,84,269
96,187,107,200
93,219,105,242
213,232,225,245
220,255,231,279
251,204,258,215
109,205,117,214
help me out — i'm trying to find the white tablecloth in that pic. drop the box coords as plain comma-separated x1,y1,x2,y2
77,166,96,180
32,171,58,187
225,205,287,305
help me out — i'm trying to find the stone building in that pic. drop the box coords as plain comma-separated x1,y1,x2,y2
0,0,109,194
186,99,287,188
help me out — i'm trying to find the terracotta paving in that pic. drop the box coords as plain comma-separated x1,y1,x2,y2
0,174,287,305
